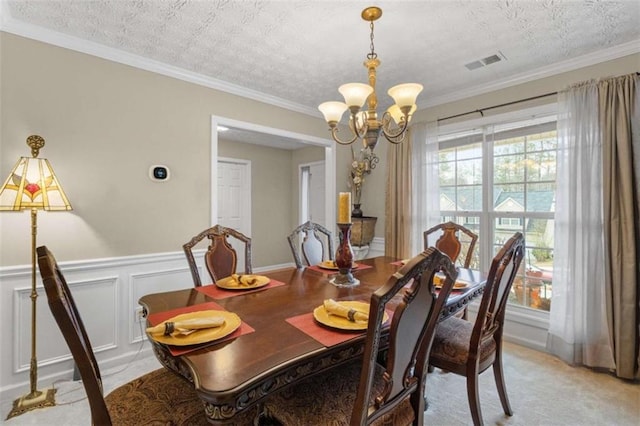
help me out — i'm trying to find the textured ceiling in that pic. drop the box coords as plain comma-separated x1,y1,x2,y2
2,0,640,144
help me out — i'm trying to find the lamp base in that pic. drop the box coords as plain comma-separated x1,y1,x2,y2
6,388,56,420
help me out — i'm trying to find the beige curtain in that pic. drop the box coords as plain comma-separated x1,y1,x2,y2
599,73,639,380
385,133,413,258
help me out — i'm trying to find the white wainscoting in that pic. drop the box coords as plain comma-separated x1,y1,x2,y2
0,250,206,403
0,242,550,402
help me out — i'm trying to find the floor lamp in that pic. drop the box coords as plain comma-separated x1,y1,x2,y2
1,135,72,419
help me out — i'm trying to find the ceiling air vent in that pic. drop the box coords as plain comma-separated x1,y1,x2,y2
465,52,507,71
482,54,502,65
465,60,484,71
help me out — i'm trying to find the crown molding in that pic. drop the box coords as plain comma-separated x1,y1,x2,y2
2,8,638,115
421,39,640,108
0,14,320,117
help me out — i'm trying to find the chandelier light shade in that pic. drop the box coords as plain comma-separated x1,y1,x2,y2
2,135,72,420
318,6,423,152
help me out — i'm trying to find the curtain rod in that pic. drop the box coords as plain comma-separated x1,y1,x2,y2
437,72,640,123
437,91,557,123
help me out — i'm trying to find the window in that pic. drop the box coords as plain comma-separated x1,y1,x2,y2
437,116,557,312
499,217,522,227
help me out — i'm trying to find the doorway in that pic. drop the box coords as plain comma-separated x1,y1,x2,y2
210,116,336,233
299,161,326,225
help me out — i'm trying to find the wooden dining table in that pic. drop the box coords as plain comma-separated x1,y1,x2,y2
138,256,485,424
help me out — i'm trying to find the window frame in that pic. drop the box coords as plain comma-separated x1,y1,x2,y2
435,106,557,312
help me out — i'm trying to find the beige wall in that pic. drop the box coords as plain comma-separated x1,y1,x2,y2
1,30,637,267
0,32,329,266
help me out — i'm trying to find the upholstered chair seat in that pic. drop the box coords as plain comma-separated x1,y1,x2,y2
264,361,414,426
104,369,207,425
430,317,497,367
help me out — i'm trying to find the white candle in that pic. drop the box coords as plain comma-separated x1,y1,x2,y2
338,192,351,224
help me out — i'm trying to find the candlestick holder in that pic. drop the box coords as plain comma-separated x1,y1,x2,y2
330,223,360,287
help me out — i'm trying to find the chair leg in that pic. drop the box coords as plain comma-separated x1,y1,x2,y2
493,353,513,416
411,385,426,425
466,373,484,426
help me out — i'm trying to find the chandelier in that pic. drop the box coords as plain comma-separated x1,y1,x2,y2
318,6,423,152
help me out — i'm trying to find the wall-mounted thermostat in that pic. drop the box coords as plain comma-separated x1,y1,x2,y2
149,165,170,181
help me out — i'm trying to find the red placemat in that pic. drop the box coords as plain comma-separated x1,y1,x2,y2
286,307,394,348
146,302,255,356
194,279,286,300
306,263,373,275
286,312,364,347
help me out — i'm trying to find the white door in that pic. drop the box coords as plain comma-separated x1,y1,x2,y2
217,158,251,271
300,161,325,225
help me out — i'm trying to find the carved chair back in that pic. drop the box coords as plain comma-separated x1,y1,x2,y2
473,232,525,357
183,225,252,286
287,221,334,268
351,248,458,425
423,221,478,268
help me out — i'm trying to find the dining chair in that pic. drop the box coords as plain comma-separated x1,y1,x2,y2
287,221,334,268
38,245,264,425
423,221,478,268
263,247,458,426
183,224,252,286
424,221,478,321
428,232,525,426
36,246,214,425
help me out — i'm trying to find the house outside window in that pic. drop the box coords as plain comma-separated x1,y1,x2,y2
437,115,557,312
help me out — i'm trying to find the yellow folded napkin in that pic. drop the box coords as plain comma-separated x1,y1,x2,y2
323,299,369,322
230,273,259,286
146,316,226,337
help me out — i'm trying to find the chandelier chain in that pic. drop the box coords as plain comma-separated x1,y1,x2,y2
367,20,377,60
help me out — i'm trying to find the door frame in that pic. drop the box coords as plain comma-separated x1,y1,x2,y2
210,116,336,232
